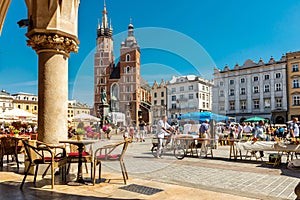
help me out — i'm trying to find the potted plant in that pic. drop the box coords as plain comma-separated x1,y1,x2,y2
76,128,85,141
13,129,20,137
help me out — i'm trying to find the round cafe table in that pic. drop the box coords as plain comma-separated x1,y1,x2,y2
59,139,96,186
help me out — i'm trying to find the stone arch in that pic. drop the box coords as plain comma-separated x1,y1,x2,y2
275,116,285,124
126,54,130,62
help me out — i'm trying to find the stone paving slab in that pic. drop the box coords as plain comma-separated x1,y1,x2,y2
0,133,298,200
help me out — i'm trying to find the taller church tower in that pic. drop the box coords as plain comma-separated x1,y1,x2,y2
94,2,113,117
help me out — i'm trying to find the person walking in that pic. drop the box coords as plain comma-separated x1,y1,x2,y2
253,120,266,157
290,117,299,138
199,119,210,153
139,120,146,142
156,115,171,158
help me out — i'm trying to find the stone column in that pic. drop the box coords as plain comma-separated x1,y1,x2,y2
24,0,80,143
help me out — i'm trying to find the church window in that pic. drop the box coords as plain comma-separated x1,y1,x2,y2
126,54,130,62
126,66,130,74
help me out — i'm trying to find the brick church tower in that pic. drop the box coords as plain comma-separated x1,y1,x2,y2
94,3,150,126
94,2,113,118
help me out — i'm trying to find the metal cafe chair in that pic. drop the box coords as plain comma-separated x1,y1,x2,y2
20,140,67,189
66,139,94,179
93,139,130,185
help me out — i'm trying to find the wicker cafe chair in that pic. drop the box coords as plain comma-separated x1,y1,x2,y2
0,137,20,169
93,139,129,185
20,140,67,190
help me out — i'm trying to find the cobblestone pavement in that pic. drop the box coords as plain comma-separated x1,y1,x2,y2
99,134,299,200
0,134,298,200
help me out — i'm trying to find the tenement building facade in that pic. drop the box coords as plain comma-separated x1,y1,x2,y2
151,79,167,125
167,75,213,122
93,4,151,126
212,56,287,123
286,51,300,120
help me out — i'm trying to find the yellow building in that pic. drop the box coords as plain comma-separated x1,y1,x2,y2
68,100,91,118
12,92,38,115
12,93,91,119
286,51,300,120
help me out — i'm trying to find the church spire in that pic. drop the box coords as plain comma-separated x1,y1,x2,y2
102,0,108,29
97,0,112,37
128,17,134,37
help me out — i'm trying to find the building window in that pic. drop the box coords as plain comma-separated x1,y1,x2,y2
240,101,246,110
253,76,259,81
26,105,29,110
275,73,281,78
253,86,259,93
100,60,103,66
292,63,299,72
206,86,208,91
240,88,246,95
253,100,260,109
188,85,193,90
275,83,282,91
229,101,235,110
202,85,205,90
126,66,130,74
220,102,225,111
154,100,157,105
264,99,271,108
171,103,176,109
161,92,164,97
179,94,184,99
264,85,270,92
161,100,164,105
180,86,184,91
240,78,245,83
220,81,224,86
276,98,282,108
293,95,300,106
293,79,299,88
202,94,205,100
171,95,176,101
126,54,130,62
264,74,270,80
171,88,176,93
229,89,234,96
229,80,234,85
18,105,21,109
189,94,193,99
34,106,37,110
220,90,224,97
154,92,157,98
202,102,206,108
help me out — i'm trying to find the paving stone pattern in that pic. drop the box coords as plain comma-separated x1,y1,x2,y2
98,135,299,200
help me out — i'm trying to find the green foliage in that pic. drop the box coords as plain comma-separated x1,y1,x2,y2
77,122,84,129
76,128,85,135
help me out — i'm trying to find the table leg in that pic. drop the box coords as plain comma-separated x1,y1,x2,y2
76,144,84,183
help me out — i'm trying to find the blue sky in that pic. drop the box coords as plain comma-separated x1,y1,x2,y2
1,0,300,105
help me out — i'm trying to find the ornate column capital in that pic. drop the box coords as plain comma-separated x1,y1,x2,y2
27,33,79,56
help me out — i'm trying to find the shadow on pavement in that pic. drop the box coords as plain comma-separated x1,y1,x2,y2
0,181,140,200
